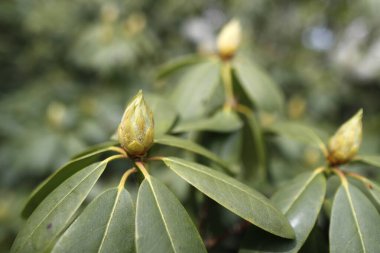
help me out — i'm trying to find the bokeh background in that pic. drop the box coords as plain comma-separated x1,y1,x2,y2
2,0,380,251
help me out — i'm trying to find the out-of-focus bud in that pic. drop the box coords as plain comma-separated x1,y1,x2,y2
217,19,242,60
118,90,154,157
327,109,363,165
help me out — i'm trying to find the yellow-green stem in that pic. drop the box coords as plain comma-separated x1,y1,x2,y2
104,154,128,164
118,167,137,190
135,161,150,178
108,146,128,157
221,61,235,110
331,168,348,187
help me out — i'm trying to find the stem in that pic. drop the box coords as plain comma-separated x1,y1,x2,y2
148,156,165,161
118,167,137,190
346,172,373,189
235,104,266,183
313,166,326,175
221,61,235,110
108,146,128,157
103,154,128,164
135,161,150,178
331,168,348,187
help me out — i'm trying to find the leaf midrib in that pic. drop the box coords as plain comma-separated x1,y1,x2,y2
147,178,177,253
164,158,281,218
281,172,320,214
15,161,106,253
97,189,122,253
344,185,366,253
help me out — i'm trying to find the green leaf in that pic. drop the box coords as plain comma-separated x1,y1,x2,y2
354,155,380,168
154,135,229,169
21,147,114,218
349,177,380,212
52,187,135,253
240,171,326,253
233,55,284,112
145,93,177,136
329,183,380,253
170,60,221,120
172,110,242,133
162,157,295,239
11,161,108,253
267,121,327,151
72,141,118,159
241,110,266,183
136,176,206,253
156,54,204,80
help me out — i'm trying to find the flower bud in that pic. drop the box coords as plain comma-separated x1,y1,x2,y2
217,19,242,60
328,109,363,165
118,90,154,157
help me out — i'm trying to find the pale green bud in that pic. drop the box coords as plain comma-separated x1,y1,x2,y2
118,90,154,157
217,19,242,60
328,109,363,165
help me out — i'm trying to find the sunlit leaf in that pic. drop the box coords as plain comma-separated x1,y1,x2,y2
52,187,135,253
156,54,205,80
154,135,229,169
21,148,114,218
170,60,221,120
329,183,380,253
172,110,242,133
240,171,326,253
162,157,295,239
11,161,108,253
233,55,284,112
136,176,206,253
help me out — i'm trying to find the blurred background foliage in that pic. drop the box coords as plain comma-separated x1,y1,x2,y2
2,0,380,251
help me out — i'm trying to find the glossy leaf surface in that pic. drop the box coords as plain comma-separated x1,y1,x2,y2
136,176,206,253
11,161,107,253
233,55,284,112
162,157,295,239
172,110,242,133
240,171,326,253
21,147,113,218
329,183,380,253
52,187,135,253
